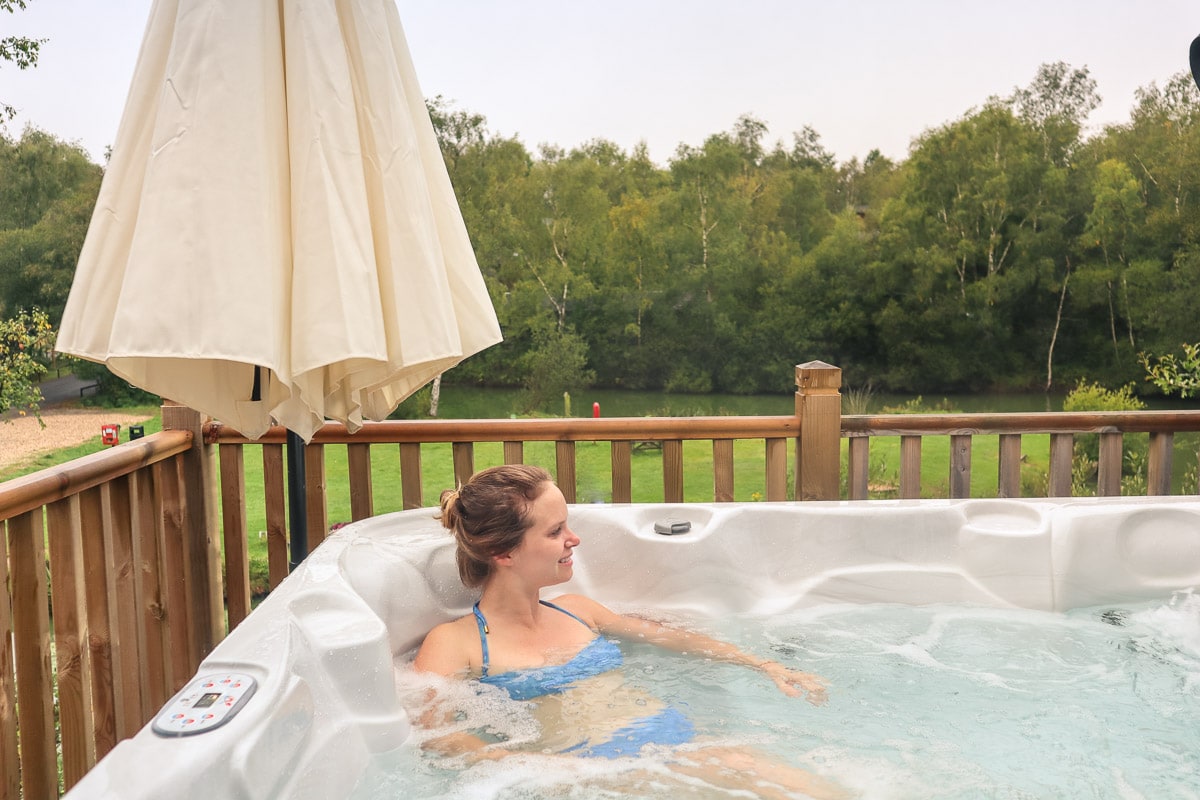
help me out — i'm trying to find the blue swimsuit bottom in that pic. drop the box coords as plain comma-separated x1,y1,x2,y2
472,600,695,758
561,706,695,759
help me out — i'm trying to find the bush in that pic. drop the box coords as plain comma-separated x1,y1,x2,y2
1062,379,1146,495
1,308,55,422
72,358,160,406
1062,380,1145,413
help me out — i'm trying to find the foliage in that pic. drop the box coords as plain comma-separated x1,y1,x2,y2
0,306,53,421
70,358,160,406
427,62,1200,397
0,128,103,322
388,383,435,420
9,63,1200,401
1063,379,1147,494
842,383,875,415
517,329,595,413
1061,379,1146,413
1140,342,1200,398
1,0,45,122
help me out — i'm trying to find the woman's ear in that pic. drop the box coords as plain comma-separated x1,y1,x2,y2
492,551,514,565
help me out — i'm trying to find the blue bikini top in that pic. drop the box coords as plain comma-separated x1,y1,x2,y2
473,600,624,701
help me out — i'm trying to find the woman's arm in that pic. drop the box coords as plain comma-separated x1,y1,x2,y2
411,621,517,760
558,594,828,705
412,689,528,762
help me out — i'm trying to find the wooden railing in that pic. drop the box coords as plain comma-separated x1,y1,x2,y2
4,360,1200,797
0,407,222,799
842,410,1200,500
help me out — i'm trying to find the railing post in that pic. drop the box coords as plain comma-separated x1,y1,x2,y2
161,403,223,658
795,361,842,501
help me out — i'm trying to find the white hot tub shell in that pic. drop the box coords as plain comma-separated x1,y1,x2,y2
65,496,1200,799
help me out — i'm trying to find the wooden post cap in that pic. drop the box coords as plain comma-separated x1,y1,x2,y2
795,361,842,391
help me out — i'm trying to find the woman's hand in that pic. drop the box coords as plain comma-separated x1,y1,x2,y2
758,660,828,705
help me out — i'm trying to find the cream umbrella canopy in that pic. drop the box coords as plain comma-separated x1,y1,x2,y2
57,0,502,445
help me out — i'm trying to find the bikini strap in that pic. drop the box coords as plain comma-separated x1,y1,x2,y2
540,599,592,630
472,602,490,677
474,599,589,678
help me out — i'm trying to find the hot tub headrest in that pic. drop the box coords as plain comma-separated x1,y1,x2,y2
337,525,474,656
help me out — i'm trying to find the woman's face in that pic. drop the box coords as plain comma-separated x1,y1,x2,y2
508,482,580,586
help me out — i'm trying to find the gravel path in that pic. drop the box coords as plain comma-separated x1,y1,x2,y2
0,408,156,472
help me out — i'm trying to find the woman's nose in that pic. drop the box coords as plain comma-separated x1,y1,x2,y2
566,528,581,547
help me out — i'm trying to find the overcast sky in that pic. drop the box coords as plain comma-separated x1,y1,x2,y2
3,1,1198,166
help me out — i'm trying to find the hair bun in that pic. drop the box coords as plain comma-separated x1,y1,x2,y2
438,488,461,531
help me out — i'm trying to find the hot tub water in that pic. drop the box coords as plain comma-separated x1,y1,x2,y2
360,592,1200,799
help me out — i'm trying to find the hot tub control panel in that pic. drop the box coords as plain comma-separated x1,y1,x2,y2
151,672,257,737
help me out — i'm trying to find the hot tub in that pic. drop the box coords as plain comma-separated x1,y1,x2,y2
65,497,1200,799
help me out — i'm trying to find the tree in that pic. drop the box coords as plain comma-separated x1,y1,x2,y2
426,95,486,172
1075,158,1146,361
1081,72,1200,381
1,0,45,123
873,101,1059,389
1010,61,1100,163
519,328,595,413
0,129,103,322
0,306,53,422
835,149,900,215
409,80,1200,398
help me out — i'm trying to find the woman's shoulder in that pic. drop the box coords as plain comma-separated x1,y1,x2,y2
413,613,479,676
546,594,617,627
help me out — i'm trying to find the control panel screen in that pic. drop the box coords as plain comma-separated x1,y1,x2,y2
193,692,221,709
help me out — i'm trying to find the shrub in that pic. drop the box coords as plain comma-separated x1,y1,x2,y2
1,308,55,422
1062,379,1146,495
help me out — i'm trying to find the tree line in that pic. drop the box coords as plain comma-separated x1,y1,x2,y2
3,62,1199,411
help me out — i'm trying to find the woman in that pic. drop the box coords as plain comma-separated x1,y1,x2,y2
413,464,846,799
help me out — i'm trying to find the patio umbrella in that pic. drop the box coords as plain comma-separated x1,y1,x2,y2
56,0,502,562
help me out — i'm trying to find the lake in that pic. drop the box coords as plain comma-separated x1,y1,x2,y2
403,385,1084,420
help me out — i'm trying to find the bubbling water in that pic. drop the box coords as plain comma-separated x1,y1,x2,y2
358,592,1200,799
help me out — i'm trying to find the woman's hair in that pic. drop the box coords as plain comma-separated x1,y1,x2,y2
439,464,554,588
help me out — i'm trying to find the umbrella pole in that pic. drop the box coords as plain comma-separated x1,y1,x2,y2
286,429,308,571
